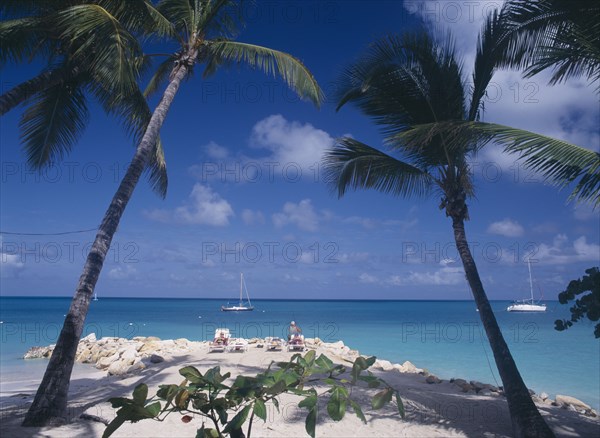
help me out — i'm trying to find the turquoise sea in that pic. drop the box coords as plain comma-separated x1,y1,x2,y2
0,297,598,410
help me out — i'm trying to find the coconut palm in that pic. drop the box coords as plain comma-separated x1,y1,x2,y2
497,0,600,90
324,24,555,438
22,0,322,427
482,0,600,208
0,0,168,194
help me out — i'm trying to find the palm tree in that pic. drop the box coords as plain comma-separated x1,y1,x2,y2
324,25,555,438
497,0,600,90
21,0,322,427
0,0,168,194
482,0,600,208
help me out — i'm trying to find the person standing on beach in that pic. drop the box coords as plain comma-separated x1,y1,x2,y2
288,321,302,340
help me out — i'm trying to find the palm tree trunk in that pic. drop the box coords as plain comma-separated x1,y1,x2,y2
21,51,194,427
0,66,79,116
451,217,554,438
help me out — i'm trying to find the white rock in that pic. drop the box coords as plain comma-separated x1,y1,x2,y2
374,360,395,371
555,395,592,411
81,333,97,343
120,348,138,365
107,360,130,376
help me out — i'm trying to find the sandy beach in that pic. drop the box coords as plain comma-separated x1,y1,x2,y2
1,336,598,438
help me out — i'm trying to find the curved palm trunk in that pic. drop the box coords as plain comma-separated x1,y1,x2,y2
0,66,78,116
452,217,554,438
21,51,194,427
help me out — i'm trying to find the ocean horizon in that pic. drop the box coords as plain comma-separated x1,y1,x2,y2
1,296,598,411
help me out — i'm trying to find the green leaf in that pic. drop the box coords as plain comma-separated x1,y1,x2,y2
222,405,251,434
298,394,317,410
180,366,203,384
157,384,180,403
196,426,220,438
327,388,347,421
372,388,393,410
314,354,334,371
145,401,162,417
253,399,267,421
349,399,367,424
305,407,317,438
272,397,280,412
303,349,316,365
395,391,405,418
108,397,133,409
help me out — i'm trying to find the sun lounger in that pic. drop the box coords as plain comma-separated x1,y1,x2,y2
208,328,230,352
265,336,284,351
287,334,305,352
227,338,249,352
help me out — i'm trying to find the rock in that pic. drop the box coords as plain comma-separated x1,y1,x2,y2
120,348,138,365
459,383,473,393
76,348,92,363
374,360,395,371
81,333,97,343
132,336,147,342
145,336,161,342
107,360,130,376
139,341,162,354
328,341,345,349
540,392,549,401
425,375,441,384
127,358,145,373
96,353,119,369
452,378,467,387
555,395,592,411
399,361,421,374
150,354,164,364
23,346,52,359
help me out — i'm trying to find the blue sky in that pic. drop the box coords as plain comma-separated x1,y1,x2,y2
1,1,599,300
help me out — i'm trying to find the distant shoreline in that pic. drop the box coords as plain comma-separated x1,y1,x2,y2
0,296,560,302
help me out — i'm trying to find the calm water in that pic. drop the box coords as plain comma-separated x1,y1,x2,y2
0,297,598,410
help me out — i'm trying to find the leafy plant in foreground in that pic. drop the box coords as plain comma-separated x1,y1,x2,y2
103,351,403,438
555,267,600,338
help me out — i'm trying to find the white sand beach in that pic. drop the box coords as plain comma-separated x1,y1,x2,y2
1,335,598,438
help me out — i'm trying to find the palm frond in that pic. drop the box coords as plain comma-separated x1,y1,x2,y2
0,16,46,65
54,4,143,98
497,0,600,88
143,55,178,98
323,137,434,199
19,78,89,169
481,123,600,206
204,40,323,107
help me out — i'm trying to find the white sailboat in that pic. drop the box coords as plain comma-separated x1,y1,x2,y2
221,273,254,312
507,259,546,312
93,292,98,301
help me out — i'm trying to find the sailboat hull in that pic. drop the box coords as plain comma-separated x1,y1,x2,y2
221,306,254,312
507,303,546,312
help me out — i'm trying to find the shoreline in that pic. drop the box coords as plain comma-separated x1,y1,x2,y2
1,334,598,437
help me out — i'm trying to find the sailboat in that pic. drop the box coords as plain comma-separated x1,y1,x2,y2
93,292,98,301
507,259,546,312
221,273,254,312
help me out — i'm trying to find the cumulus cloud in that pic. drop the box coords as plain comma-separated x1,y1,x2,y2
272,199,320,232
108,265,138,280
403,1,600,155
241,209,266,225
388,266,465,286
359,273,378,284
528,235,600,265
250,114,334,172
0,252,25,278
488,218,525,237
203,141,229,160
145,184,234,226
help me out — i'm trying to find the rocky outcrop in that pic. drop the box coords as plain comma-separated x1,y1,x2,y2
24,333,198,377
554,395,597,417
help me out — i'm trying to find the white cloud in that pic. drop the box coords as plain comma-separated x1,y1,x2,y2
359,273,378,284
0,252,25,278
403,1,600,155
388,266,465,286
272,199,320,232
241,209,265,225
108,265,138,280
343,216,418,231
488,218,525,237
203,141,229,159
532,235,600,265
250,114,334,172
145,184,234,226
